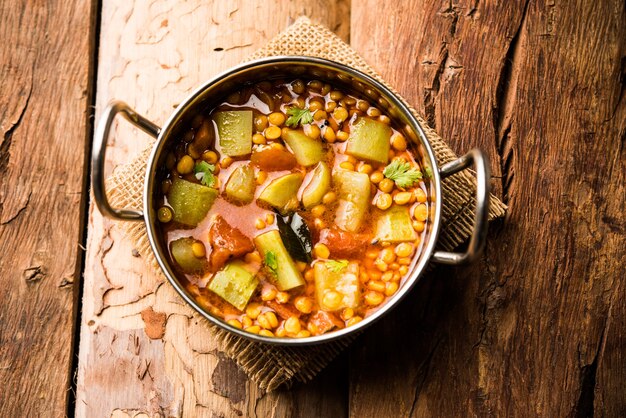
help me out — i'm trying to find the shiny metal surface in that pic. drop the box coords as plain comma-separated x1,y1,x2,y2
431,149,490,264
94,56,490,345
92,101,160,221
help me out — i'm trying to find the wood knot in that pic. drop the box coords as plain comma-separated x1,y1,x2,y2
23,265,46,284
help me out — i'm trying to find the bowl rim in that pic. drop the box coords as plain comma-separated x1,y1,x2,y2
143,55,443,345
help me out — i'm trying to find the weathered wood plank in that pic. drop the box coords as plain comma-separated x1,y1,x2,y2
348,0,625,416
0,0,95,416
76,2,350,417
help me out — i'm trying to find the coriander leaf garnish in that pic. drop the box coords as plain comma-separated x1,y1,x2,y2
382,160,423,188
194,161,216,187
285,106,314,127
424,166,433,179
264,251,279,276
326,259,349,273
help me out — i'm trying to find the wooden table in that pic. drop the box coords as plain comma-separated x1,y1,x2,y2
1,1,624,416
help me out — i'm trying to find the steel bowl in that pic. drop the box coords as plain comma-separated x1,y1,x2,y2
92,56,490,345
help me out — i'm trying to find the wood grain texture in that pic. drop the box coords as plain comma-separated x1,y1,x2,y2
0,0,94,416
76,2,350,417
349,0,625,417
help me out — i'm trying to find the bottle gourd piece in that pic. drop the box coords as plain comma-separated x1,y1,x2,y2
224,164,256,205
314,261,360,311
375,204,418,242
170,237,209,274
282,129,324,167
213,110,253,157
254,230,305,291
208,261,259,311
333,170,371,232
167,178,218,227
302,161,331,209
345,118,391,165
258,172,304,215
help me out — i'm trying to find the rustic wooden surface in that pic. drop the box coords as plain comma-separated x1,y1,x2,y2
1,0,624,417
0,1,95,416
75,2,350,418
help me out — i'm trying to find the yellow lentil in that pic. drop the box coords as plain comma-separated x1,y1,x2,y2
322,191,337,204
265,126,282,140
391,133,407,151
379,178,395,193
252,133,266,144
333,107,349,122
275,291,290,304
268,112,286,126
374,259,388,272
259,329,274,337
415,188,428,203
380,247,396,264
412,220,425,232
244,325,261,334
341,308,355,321
346,316,363,327
294,296,313,314
245,303,262,320
314,109,328,121
191,242,206,258
336,130,349,141
314,243,330,259
376,193,393,210
226,319,242,329
256,170,268,185
370,171,384,184
358,163,373,175
385,281,399,296
395,242,414,258
364,291,385,306
367,280,386,293
340,161,355,171
304,124,321,139
177,155,194,174
254,115,268,132
202,150,218,163
221,156,233,169
284,317,301,334
322,290,342,310
311,204,326,218
265,311,279,328
394,192,412,205
323,126,336,142
241,316,253,328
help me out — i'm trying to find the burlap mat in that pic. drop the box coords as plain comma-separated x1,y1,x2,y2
105,17,507,391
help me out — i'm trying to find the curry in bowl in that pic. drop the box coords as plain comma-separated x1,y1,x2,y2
155,78,430,339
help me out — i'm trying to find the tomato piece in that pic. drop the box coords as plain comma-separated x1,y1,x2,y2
266,300,302,320
308,311,344,335
208,215,254,271
251,147,297,171
318,227,369,258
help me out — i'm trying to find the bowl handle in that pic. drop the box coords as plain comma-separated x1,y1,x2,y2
431,149,491,265
92,101,161,221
